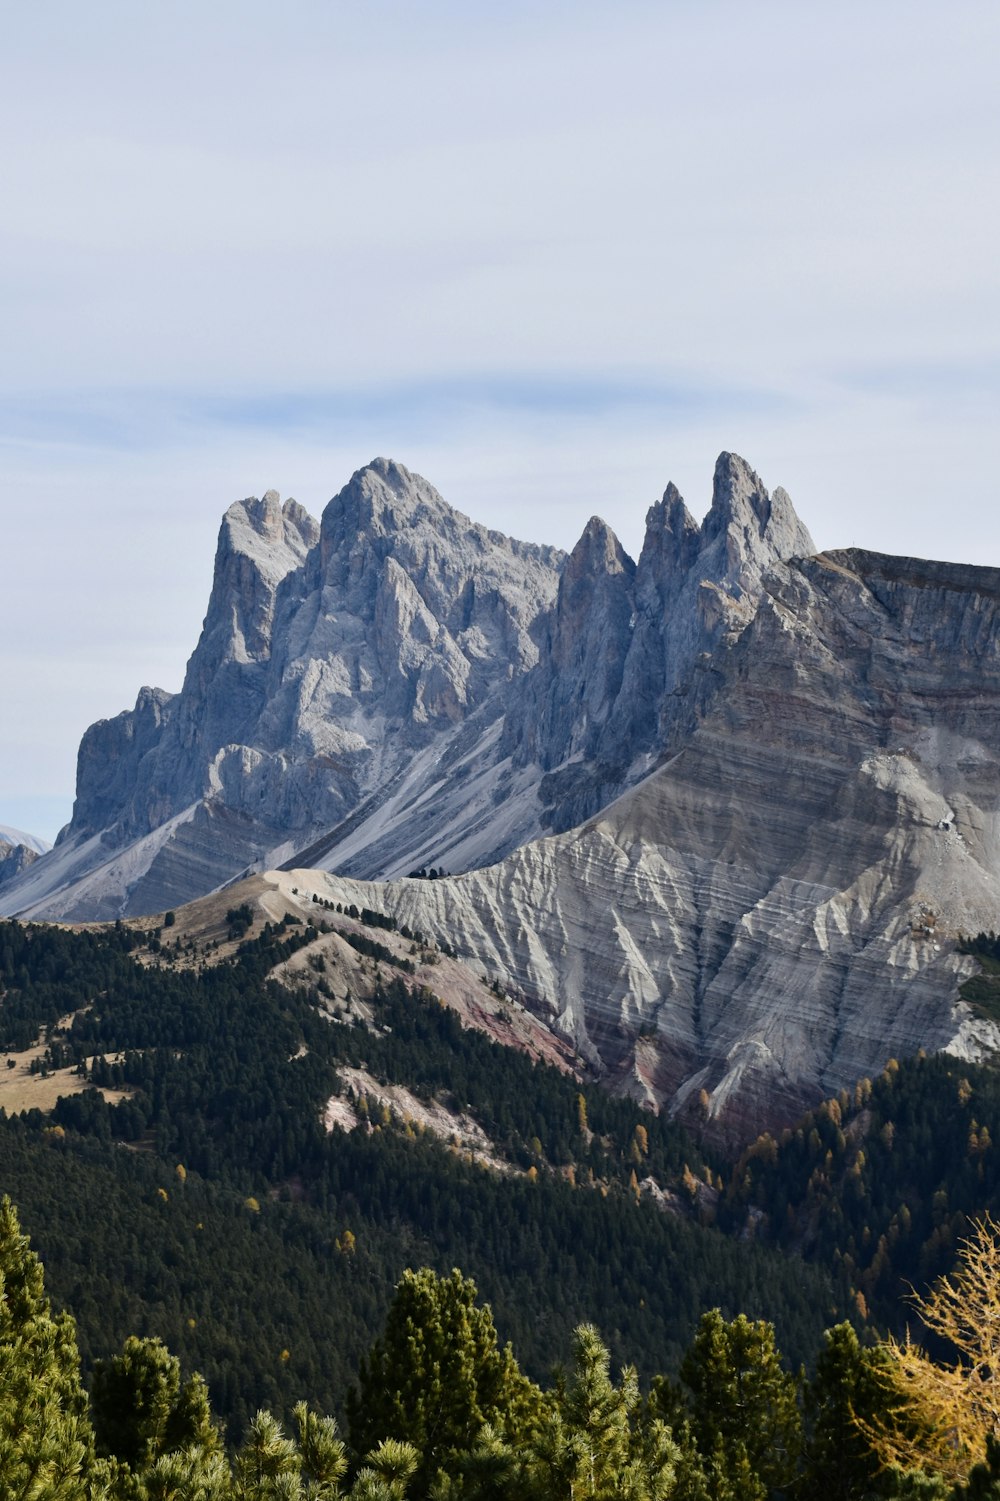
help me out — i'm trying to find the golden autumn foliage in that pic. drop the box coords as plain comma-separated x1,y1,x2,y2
866,1214,1000,1482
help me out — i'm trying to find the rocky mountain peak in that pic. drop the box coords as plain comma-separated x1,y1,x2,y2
202,493,317,673
282,497,320,547
568,516,633,580
0,839,40,892
498,512,638,774
703,451,815,573
318,460,451,568
705,451,767,530
0,824,51,893
635,482,701,584
501,454,820,830
0,824,51,857
6,451,817,927
222,492,317,568
650,479,698,534
550,516,634,663
10,450,1000,1146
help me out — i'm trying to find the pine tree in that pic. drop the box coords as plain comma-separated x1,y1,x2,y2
91,1334,220,1473
526,1323,681,1500
0,1195,94,1500
680,1309,802,1498
231,1409,302,1500
293,1402,349,1498
801,1323,891,1501
346,1268,538,1495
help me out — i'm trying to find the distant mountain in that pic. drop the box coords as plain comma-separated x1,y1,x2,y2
0,825,50,891
2,452,811,922
0,842,41,890
0,824,51,856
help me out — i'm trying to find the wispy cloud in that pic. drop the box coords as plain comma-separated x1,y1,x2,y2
2,0,999,840
0,376,797,455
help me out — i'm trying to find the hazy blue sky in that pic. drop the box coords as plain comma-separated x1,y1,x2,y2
2,0,998,842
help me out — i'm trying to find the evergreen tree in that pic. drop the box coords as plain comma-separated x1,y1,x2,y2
348,1440,420,1501
135,1446,232,1501
525,1323,681,1500
0,1195,94,1500
91,1335,219,1473
801,1323,892,1501
231,1409,302,1500
680,1309,801,1498
293,1402,349,1499
346,1269,538,1495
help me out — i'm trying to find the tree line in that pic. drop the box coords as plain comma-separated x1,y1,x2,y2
5,1193,1000,1500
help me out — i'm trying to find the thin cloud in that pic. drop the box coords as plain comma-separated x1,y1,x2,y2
1,0,998,840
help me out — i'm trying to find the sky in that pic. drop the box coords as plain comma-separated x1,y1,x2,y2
2,0,998,844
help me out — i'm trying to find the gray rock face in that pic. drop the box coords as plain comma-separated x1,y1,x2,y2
0,454,819,935
503,453,815,831
0,840,40,890
5,460,569,918
7,450,1000,1140
279,544,1000,1140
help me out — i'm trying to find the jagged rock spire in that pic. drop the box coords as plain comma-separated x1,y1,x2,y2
6,451,817,921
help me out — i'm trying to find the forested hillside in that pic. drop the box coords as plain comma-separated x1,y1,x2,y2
0,917,845,1436
721,1045,1000,1331
7,911,1000,1497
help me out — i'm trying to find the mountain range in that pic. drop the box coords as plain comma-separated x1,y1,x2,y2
5,452,1000,1137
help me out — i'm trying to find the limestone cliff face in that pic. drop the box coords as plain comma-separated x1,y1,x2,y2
10,452,815,921
4,460,566,919
71,493,316,848
503,453,816,832
278,545,1000,1140
9,451,1000,1138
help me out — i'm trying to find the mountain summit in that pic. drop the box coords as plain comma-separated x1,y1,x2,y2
3,454,809,922
501,452,816,829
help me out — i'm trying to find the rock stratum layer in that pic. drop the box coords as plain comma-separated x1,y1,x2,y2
6,455,1000,1136
274,544,1000,1138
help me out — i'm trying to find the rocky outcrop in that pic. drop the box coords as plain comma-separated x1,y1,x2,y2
0,840,41,890
275,544,1000,1141
502,452,816,831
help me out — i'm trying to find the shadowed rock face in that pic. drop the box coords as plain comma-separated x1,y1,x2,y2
5,452,812,922
277,545,1000,1141
502,452,816,831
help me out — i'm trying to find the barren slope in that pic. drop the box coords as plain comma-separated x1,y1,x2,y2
273,548,1000,1138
